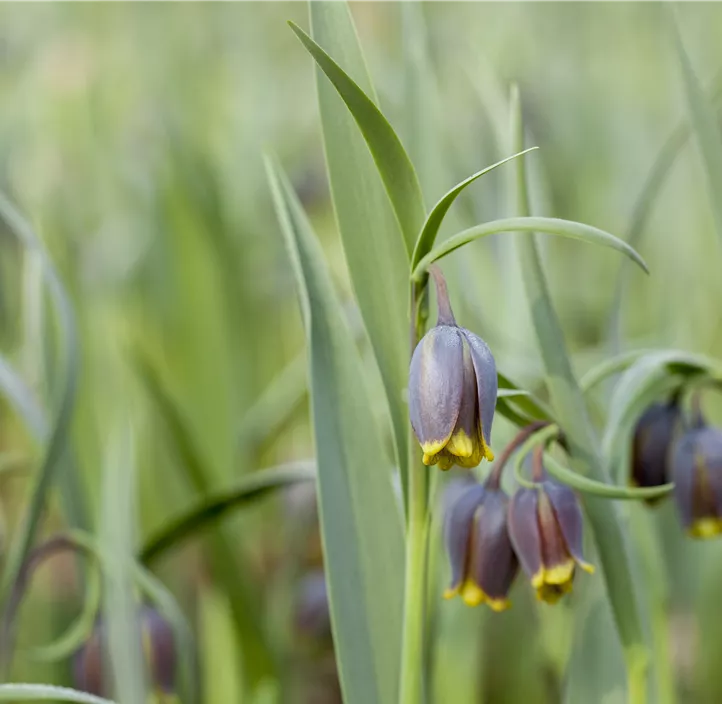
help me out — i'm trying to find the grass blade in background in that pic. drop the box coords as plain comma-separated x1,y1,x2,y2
133,351,276,691
266,155,404,704
0,684,114,703
673,20,722,251
140,461,316,564
99,424,146,704
0,193,80,602
304,2,413,499
509,85,652,699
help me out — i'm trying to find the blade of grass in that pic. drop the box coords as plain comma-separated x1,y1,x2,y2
99,423,146,704
305,2,412,507
0,193,80,603
509,85,652,699
289,17,424,253
140,461,315,564
267,155,404,704
0,684,114,703
132,349,277,691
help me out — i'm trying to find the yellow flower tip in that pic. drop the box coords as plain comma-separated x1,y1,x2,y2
422,452,438,466
487,597,511,613
530,569,545,589
536,580,573,605
460,580,485,607
443,586,460,601
421,439,448,457
689,517,722,539
481,437,494,462
542,560,575,586
438,454,454,471
578,559,595,575
446,429,474,458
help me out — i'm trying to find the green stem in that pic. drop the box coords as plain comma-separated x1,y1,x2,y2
399,283,430,704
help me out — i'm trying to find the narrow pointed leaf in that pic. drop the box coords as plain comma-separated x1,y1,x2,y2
303,3,411,502
413,216,648,281
266,155,404,704
0,685,114,703
674,22,722,247
289,18,424,253
411,148,538,268
140,462,316,564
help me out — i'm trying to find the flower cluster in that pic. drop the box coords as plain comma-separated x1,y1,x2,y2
633,395,722,538
442,446,593,611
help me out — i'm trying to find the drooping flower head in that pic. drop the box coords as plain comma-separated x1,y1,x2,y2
631,397,681,497
442,474,518,611
508,452,593,604
74,605,177,696
671,413,722,539
409,266,497,470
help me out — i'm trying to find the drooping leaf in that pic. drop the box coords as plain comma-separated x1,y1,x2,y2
140,462,316,564
0,193,80,601
289,18,424,253
412,148,538,268
412,216,648,282
266,155,404,704
303,3,412,503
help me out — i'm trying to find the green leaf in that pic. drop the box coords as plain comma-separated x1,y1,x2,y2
99,424,146,704
511,426,674,500
266,155,404,704
289,17,424,254
0,684,114,703
304,3,413,504
411,148,538,268
497,371,554,422
140,461,315,564
0,193,80,602
412,216,649,281
673,19,722,248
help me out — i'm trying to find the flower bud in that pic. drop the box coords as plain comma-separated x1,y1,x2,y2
73,605,177,696
409,267,497,470
671,421,722,539
631,399,681,495
509,480,593,604
443,480,517,611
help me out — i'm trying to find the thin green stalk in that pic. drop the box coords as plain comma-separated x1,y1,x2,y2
399,284,430,704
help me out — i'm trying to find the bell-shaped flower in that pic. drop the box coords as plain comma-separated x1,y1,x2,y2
671,418,722,539
509,477,594,604
74,605,177,696
409,267,497,470
631,399,681,496
442,478,518,611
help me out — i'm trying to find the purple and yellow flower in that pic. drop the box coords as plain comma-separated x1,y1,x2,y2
409,267,497,470
671,419,722,539
509,480,594,604
442,480,518,611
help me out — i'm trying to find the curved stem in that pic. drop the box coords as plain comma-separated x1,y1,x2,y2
399,283,431,704
487,420,550,489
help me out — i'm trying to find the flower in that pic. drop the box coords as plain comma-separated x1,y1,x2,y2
509,479,594,604
74,605,177,696
671,419,722,539
409,266,497,470
442,479,518,611
631,399,680,496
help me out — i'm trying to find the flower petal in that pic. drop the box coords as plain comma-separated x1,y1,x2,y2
460,328,497,455
671,428,698,531
409,325,464,455
632,402,679,490
468,488,518,605
443,483,486,592
508,487,542,581
542,481,593,573
537,489,574,578
444,342,478,461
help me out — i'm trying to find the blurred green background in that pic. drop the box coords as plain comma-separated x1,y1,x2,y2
2,2,722,702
